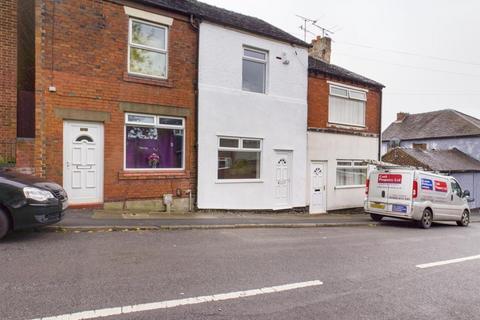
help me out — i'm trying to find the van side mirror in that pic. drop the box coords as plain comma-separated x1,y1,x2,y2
463,190,471,198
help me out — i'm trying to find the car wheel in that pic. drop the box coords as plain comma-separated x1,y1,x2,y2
370,213,383,221
0,209,10,240
457,210,470,227
419,208,433,229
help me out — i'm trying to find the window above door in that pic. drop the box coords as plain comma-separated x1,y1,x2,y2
128,18,169,79
328,84,367,127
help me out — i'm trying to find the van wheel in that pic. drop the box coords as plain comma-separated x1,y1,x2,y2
419,209,433,229
0,209,9,240
370,214,383,221
457,210,470,227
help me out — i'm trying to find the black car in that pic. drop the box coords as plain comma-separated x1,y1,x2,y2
0,171,68,239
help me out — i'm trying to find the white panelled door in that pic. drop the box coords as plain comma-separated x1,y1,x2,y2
63,121,104,205
310,162,327,214
274,151,292,209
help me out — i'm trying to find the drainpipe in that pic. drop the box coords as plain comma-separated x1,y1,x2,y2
190,14,200,212
378,88,383,161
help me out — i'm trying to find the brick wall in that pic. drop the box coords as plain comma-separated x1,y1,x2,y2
0,0,17,163
35,0,198,204
308,74,382,135
15,138,35,174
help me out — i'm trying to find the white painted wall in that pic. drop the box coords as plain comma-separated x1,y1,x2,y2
197,22,308,210
308,132,379,210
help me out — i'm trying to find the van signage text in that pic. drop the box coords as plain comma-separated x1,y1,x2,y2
421,178,433,190
378,174,402,184
434,180,448,192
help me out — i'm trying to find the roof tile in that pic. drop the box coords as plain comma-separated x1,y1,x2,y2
308,57,385,88
383,109,480,141
134,0,309,47
394,147,480,172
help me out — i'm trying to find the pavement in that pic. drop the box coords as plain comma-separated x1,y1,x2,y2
47,208,480,231
3,222,480,319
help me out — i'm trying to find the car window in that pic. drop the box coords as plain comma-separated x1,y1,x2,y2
451,181,462,196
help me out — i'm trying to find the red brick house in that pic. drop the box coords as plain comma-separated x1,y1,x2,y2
307,36,384,213
16,0,199,210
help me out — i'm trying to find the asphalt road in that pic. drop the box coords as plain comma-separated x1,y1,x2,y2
1,221,480,320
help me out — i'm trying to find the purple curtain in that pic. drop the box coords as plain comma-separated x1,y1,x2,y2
126,127,183,169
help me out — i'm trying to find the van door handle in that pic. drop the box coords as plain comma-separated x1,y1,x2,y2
451,194,454,201
381,191,386,198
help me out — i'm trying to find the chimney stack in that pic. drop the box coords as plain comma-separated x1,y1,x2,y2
309,36,331,64
396,112,409,122
412,143,427,151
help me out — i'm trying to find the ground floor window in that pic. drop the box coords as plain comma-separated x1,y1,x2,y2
336,160,367,186
125,113,184,170
218,137,262,180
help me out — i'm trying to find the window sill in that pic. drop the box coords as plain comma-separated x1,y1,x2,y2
335,185,366,190
215,179,264,184
241,88,267,95
119,170,189,180
328,122,366,130
123,72,174,87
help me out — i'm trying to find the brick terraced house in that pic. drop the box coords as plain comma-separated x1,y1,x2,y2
307,36,384,213
16,0,200,209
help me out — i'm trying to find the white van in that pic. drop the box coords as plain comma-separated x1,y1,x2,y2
364,167,471,228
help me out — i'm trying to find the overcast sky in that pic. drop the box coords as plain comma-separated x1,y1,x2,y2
201,0,480,129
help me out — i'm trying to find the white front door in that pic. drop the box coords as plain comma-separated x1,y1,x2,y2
274,151,292,209
310,162,327,214
63,121,104,205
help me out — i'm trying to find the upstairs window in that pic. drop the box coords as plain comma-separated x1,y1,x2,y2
329,84,367,127
242,48,267,93
128,19,168,79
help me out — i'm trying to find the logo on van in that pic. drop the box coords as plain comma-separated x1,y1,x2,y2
421,178,433,190
378,174,402,184
434,180,448,192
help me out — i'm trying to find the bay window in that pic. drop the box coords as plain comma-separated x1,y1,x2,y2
218,137,262,180
336,160,367,187
125,113,184,170
329,84,367,127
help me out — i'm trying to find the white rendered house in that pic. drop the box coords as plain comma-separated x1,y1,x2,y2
197,20,309,210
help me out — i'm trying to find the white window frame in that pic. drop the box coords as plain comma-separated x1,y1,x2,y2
242,47,268,94
328,84,367,127
124,112,185,171
127,18,169,79
335,159,367,188
217,136,263,182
